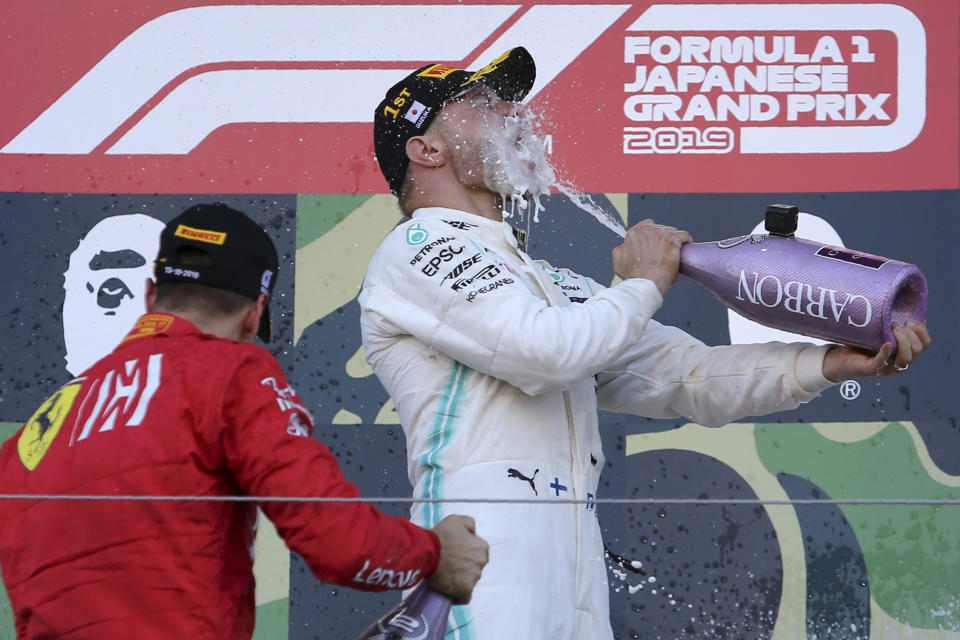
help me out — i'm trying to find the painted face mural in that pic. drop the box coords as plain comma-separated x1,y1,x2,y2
62,214,164,375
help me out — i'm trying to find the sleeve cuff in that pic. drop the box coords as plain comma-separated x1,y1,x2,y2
795,344,836,394
423,529,442,578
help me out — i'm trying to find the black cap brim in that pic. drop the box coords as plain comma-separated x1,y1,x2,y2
456,46,536,103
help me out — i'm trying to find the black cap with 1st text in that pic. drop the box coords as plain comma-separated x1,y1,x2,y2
373,46,536,196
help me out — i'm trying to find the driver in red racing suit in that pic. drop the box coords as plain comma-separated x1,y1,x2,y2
0,203,487,639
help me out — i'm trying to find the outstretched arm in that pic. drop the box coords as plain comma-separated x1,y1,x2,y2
596,320,834,427
220,353,442,592
361,217,690,396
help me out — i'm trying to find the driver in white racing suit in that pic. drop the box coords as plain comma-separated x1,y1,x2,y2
359,47,930,639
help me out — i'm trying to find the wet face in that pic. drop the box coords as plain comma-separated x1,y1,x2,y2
432,85,556,212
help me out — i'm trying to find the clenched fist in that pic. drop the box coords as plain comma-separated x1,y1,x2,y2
612,219,692,296
427,515,489,605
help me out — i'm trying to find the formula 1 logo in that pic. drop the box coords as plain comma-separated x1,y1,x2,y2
1,1,954,193
621,3,925,155
2,3,628,156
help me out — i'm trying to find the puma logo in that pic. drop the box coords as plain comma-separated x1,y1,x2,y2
507,468,539,495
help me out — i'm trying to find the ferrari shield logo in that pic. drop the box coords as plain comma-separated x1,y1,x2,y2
18,383,82,471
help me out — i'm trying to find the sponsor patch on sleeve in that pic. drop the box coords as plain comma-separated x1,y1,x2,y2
18,382,84,471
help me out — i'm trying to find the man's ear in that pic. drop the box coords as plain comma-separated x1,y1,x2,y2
240,293,269,341
406,134,445,169
145,278,157,312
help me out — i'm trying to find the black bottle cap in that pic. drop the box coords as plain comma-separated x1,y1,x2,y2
765,204,799,237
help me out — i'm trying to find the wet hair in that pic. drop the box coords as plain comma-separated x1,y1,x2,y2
153,246,254,316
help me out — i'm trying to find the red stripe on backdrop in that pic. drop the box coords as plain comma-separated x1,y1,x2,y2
0,0,956,194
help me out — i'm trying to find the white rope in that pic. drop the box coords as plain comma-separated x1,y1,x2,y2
0,494,957,506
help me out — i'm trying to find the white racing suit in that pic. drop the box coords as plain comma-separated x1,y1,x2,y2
359,207,834,639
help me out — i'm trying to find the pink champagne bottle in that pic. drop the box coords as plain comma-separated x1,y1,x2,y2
355,583,451,640
679,204,928,354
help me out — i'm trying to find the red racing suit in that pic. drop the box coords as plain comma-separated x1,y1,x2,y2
0,313,439,639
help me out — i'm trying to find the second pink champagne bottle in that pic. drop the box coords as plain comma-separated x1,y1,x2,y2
355,583,451,640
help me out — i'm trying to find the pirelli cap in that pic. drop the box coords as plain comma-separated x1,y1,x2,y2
154,203,279,342
373,46,536,196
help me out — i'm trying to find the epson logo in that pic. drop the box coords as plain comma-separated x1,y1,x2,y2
1,3,629,155
420,245,465,277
